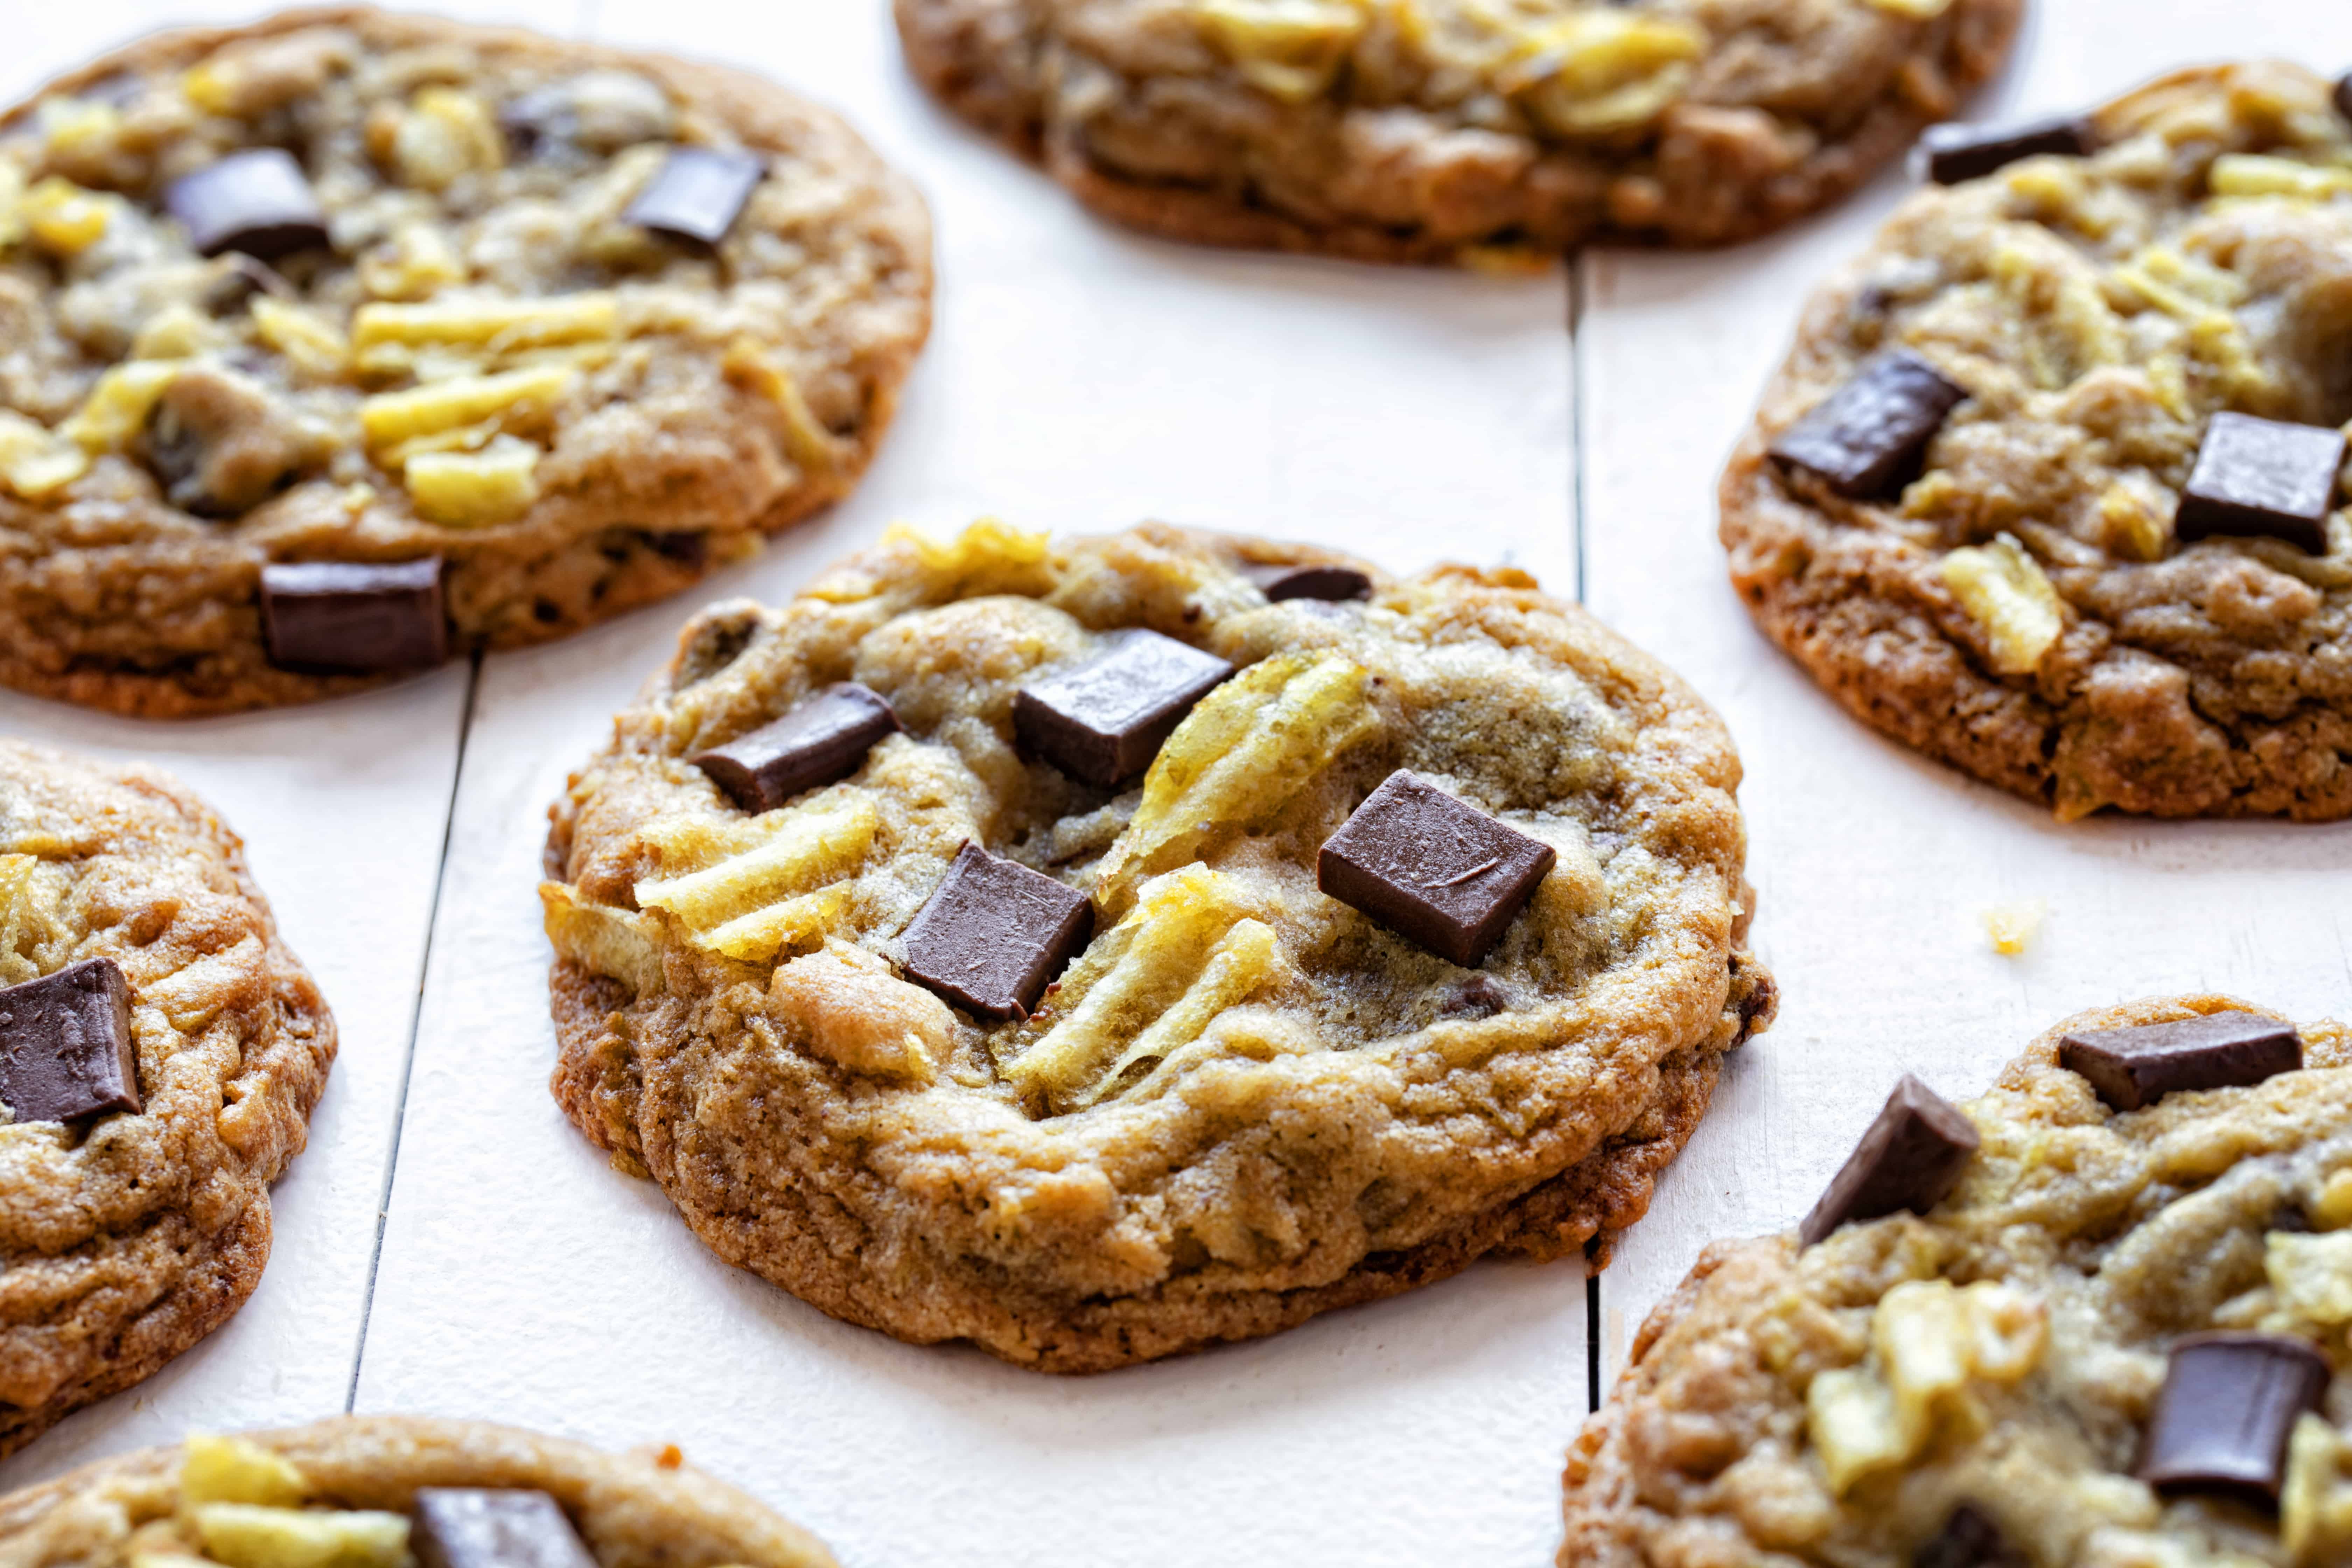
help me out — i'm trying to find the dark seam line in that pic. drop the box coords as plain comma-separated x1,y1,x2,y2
1587,1271,1603,1413
1568,254,1590,606
344,649,483,1412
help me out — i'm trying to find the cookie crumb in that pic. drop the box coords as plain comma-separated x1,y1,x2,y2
1980,899,2045,956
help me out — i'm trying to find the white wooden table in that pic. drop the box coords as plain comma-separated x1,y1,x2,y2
4,4,2351,1564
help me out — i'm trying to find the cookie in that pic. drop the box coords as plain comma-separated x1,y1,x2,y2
0,741,332,1459
1560,994,2352,1568
892,0,2020,262
0,1415,836,1567
1722,62,2352,819
0,9,932,717
540,520,1772,1370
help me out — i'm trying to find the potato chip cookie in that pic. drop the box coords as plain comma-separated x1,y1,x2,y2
1560,994,2352,1568
892,0,2019,262
0,9,931,716
1723,62,2352,819
0,741,331,1458
541,522,1772,1370
0,1416,837,1568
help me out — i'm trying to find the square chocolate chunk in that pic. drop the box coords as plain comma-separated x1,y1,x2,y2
1317,771,1556,968
411,1489,597,1568
1241,561,1372,603
1799,1074,1979,1246
0,957,139,1125
1769,351,1969,500
2175,412,2344,554
2137,1333,2329,1505
691,683,900,813
1911,115,2097,185
165,148,329,260
900,843,1094,1022
624,147,765,246
2058,1010,2302,1112
260,558,448,674
1014,631,1234,789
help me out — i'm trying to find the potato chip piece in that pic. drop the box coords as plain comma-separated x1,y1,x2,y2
541,882,666,995
180,1435,311,1507
1939,534,2063,675
191,1505,409,1568
635,792,878,962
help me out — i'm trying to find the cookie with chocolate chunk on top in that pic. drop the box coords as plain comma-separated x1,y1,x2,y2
0,9,930,716
541,521,1770,1370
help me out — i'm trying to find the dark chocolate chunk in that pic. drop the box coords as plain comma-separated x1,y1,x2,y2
1440,972,1511,1020
690,683,900,813
0,957,139,1125
623,147,764,246
1317,770,1557,968
2337,71,2352,124
1242,561,1373,603
1911,115,2098,184
2174,412,2344,554
165,149,329,260
1769,351,1969,500
1014,630,1235,789
411,1489,597,1568
498,84,578,156
2058,1010,2303,1112
2137,1333,2329,1506
1799,1074,1980,1246
1914,1504,2025,1568
899,843,1093,1022
259,558,448,674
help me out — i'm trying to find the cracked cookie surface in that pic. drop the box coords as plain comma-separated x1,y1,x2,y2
893,0,2018,262
0,741,331,1460
541,521,1771,1371
1560,994,2352,1568
0,8,931,716
1723,62,2352,819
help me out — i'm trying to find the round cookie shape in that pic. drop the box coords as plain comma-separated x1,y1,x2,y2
0,741,332,1460
1722,62,2352,819
1560,994,2352,1568
892,0,2021,262
0,1415,837,1567
0,8,933,717
541,521,1773,1370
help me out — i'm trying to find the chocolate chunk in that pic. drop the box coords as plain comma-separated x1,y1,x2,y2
1242,561,1372,603
1014,631,1235,789
165,149,329,260
2175,412,2344,554
498,84,578,156
1799,1074,1980,1246
2138,1333,2329,1505
0,957,139,1125
1769,351,1969,500
1317,770,1556,968
2337,72,2352,124
1914,1504,2025,1568
1911,115,2097,184
899,843,1093,1022
690,683,900,813
411,1489,597,1568
623,147,764,246
2058,1010,2303,1112
1440,972,1511,1020
259,558,448,674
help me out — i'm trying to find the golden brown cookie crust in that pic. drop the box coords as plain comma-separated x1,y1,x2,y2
1560,994,2352,1567
0,1414,837,1568
895,0,2021,262
542,522,1771,1370
0,741,332,1459
0,8,932,717
1723,62,2352,819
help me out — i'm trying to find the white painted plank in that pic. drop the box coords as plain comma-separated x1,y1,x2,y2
356,5,1582,1567
1582,1,2352,1386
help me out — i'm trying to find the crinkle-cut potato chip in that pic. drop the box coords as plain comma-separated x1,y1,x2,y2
542,521,1771,1371
0,1415,838,1568
0,741,332,1460
1561,995,2352,1568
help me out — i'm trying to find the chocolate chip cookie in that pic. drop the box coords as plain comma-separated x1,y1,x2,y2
1723,62,2352,818
0,1416,836,1567
541,521,1772,1371
1561,994,2352,1568
0,740,331,1459
894,0,2019,262
0,8,931,716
